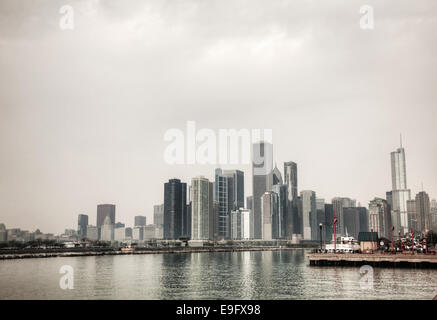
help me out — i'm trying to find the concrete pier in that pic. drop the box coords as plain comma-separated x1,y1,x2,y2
308,253,437,269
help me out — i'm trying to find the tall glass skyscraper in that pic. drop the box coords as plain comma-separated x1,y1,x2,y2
390,144,411,235
163,179,187,240
77,214,88,239
215,169,234,239
272,184,287,239
284,161,298,237
252,141,273,239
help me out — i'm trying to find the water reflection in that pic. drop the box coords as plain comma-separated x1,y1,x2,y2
0,249,435,299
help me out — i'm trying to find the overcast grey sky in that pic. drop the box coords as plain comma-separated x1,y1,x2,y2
1,0,436,234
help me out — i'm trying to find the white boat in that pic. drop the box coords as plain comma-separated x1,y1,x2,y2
325,236,361,253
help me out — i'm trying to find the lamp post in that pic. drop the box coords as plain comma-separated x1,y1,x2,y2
333,218,338,254
399,231,402,251
424,229,428,254
411,229,414,255
319,223,323,252
371,228,374,252
390,225,394,253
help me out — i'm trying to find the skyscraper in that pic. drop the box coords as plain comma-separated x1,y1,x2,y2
191,176,214,240
223,169,245,210
272,184,287,239
369,198,392,239
261,191,278,241
316,199,325,241
301,190,317,240
284,161,298,238
331,198,344,236
415,191,431,234
390,142,411,235
163,178,187,240
77,214,88,239
252,141,273,239
100,216,114,242
153,204,164,227
215,169,234,239
431,199,437,231
407,199,418,233
96,204,116,228
134,216,147,227
272,164,283,185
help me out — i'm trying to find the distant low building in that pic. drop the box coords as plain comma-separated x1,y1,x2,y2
114,227,129,241
86,225,98,241
358,231,379,251
132,226,144,241
0,224,7,242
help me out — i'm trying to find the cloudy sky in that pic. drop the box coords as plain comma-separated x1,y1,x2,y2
0,0,436,234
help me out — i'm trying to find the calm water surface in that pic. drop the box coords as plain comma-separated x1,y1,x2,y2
0,250,436,299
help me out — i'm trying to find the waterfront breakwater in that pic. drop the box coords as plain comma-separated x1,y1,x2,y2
0,245,317,260
308,253,437,269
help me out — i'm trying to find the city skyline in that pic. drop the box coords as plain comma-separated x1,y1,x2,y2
2,139,436,238
1,1,437,234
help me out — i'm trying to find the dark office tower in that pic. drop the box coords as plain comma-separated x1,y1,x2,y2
272,165,283,185
343,208,361,239
252,141,273,239
315,199,325,241
331,198,344,236
215,171,234,239
415,191,431,233
134,216,147,227
272,184,287,239
284,161,298,238
97,204,116,228
357,207,369,233
223,170,245,210
386,191,393,208
153,204,164,227
214,168,222,201
324,204,334,241
212,201,220,240
246,196,253,210
185,202,192,238
163,179,187,240
77,214,88,239
407,200,418,232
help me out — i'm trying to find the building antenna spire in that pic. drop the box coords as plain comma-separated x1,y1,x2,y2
400,133,402,148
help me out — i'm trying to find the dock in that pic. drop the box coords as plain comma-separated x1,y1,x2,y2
308,253,437,269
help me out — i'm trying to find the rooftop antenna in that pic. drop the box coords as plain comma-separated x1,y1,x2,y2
400,133,403,148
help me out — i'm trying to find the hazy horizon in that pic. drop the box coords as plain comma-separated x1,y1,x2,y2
1,0,436,234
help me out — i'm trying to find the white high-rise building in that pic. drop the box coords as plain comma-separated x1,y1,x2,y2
261,191,278,241
191,176,214,240
390,141,411,235
252,141,273,239
100,216,114,242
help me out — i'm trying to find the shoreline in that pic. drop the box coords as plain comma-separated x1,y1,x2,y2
0,246,312,260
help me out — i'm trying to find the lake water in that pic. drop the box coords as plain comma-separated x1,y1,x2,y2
0,249,436,299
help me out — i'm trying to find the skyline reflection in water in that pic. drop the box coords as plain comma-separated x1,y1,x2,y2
0,250,436,299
